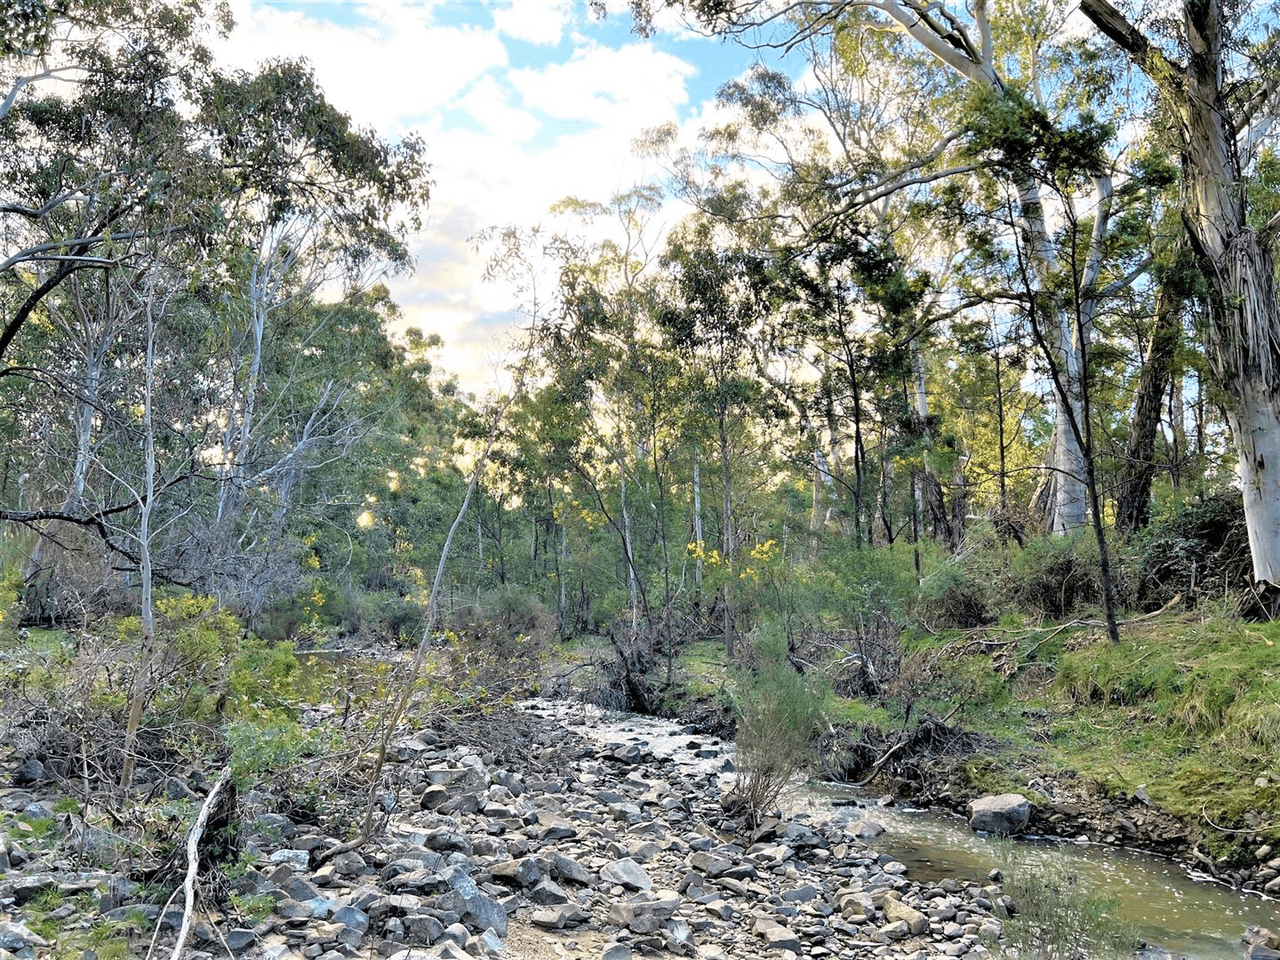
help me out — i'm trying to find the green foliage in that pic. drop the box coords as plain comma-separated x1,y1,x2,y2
918,561,996,629
1135,492,1251,610
993,845,1136,960
1007,535,1122,620
225,718,332,784
114,595,240,721
727,626,830,824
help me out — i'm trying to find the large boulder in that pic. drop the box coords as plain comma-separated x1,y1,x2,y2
967,793,1032,836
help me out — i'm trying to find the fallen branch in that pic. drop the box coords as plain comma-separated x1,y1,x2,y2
157,767,232,960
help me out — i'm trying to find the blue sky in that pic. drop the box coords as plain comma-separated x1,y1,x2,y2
217,0,780,389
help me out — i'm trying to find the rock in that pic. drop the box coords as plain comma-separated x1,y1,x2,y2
607,890,681,928
752,917,802,953
330,851,369,877
11,756,43,786
883,897,929,935
550,852,593,884
529,878,570,905
601,943,633,960
420,785,450,810
491,857,544,887
530,904,588,929
0,921,48,950
689,850,735,877
967,794,1031,836
880,919,911,940
470,926,504,955
600,857,652,891
852,819,885,839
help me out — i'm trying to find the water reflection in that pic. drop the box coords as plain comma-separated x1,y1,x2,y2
801,785,1278,960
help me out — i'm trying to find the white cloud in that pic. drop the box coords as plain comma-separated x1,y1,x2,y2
219,0,508,135
493,0,576,45
214,0,761,386
511,41,696,128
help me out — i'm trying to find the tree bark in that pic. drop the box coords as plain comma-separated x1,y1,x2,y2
1116,277,1183,534
1081,0,1280,586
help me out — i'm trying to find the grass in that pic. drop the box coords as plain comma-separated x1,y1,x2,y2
920,611,1280,860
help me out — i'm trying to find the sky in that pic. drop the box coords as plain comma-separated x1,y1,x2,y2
215,0,779,394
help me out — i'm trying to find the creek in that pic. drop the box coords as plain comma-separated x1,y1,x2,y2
554,704,1278,960
804,786,1278,960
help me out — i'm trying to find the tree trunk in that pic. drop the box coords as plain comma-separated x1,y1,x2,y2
1081,0,1280,586
1115,279,1182,534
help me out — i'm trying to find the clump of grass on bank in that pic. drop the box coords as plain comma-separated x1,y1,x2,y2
1046,611,1280,858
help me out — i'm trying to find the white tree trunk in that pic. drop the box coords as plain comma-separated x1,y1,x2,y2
1226,384,1280,585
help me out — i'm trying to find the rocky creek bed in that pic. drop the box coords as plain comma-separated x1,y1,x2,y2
0,700,1021,960
1,698,1277,960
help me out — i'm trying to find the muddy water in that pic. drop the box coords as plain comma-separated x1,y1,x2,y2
540,702,1278,960
805,785,1279,960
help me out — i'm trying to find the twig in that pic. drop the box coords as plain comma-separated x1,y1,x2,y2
1202,801,1277,835
159,767,231,960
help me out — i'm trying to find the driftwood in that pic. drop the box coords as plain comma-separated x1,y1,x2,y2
145,767,232,960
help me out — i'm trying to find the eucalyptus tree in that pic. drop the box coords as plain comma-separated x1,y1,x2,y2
639,1,1152,541
1076,0,1280,596
0,0,227,367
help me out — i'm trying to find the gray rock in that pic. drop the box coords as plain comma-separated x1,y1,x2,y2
530,904,588,929
440,864,508,936
12,756,43,786
330,851,369,877
880,919,911,940
689,851,734,877
223,928,256,951
471,926,505,956
529,878,570,905
0,921,48,950
551,852,593,884
752,917,802,953
601,943,633,960
966,794,1031,836
853,819,886,839
491,858,544,887
331,905,370,933
441,921,470,946
600,857,652,891
883,897,929,935
420,786,450,810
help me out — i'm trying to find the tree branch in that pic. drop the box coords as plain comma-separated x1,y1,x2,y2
1078,0,1184,93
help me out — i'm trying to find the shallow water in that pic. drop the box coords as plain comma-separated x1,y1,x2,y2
806,784,1279,960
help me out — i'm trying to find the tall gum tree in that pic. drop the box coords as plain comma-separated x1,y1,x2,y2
641,0,1134,535
1079,0,1280,590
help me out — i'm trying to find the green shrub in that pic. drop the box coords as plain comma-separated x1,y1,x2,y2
992,845,1136,960
918,562,996,628
1007,535,1118,620
726,626,829,825
1135,492,1250,611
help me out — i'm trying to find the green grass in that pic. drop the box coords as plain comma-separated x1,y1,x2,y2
964,612,1280,859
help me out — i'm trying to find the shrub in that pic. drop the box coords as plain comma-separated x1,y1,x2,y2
726,626,829,825
992,844,1136,960
1006,535,1114,620
918,563,996,628
1136,492,1251,611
